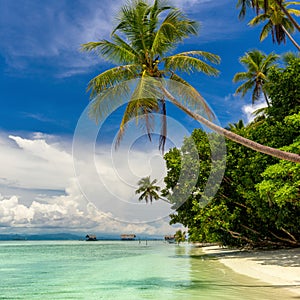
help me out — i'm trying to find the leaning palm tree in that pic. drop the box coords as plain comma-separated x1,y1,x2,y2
82,0,300,163
233,50,279,106
237,0,300,32
135,176,161,204
248,1,300,51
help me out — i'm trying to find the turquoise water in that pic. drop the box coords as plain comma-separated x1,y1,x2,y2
0,241,295,299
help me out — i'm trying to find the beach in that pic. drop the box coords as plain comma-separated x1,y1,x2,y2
201,245,300,296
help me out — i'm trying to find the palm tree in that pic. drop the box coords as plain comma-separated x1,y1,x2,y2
82,0,220,153
228,120,245,132
237,0,300,32
233,50,279,106
82,0,300,163
248,1,300,51
135,176,161,204
174,229,186,244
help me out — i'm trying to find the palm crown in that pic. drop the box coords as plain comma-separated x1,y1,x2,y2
248,0,300,46
233,50,279,105
135,176,161,204
81,0,300,163
82,0,220,152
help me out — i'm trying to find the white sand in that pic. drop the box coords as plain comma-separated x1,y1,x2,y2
201,246,300,296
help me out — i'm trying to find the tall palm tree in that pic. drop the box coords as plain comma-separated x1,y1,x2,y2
82,0,300,163
237,0,300,32
82,0,220,153
135,176,161,204
248,1,300,51
233,50,279,106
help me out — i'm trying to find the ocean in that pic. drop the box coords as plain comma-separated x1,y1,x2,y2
0,240,295,299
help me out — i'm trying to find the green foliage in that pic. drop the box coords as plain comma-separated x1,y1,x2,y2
267,58,300,118
257,140,300,207
164,58,300,248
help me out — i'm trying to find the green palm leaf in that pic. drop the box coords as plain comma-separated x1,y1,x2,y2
115,75,162,146
164,51,220,76
166,74,214,120
87,64,141,97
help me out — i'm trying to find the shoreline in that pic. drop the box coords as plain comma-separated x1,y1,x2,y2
201,245,300,296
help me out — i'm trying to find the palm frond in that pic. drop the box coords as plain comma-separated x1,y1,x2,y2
164,53,220,76
87,64,141,97
262,53,280,69
260,21,273,40
89,80,131,123
248,13,269,26
233,72,252,82
235,80,255,97
115,75,162,147
83,38,138,65
165,74,214,120
236,0,254,20
151,9,198,54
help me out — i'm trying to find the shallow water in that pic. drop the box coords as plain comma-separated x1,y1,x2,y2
0,241,296,299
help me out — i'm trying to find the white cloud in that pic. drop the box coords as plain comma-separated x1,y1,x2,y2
0,134,73,190
0,0,247,77
0,0,124,76
242,99,268,124
0,131,177,234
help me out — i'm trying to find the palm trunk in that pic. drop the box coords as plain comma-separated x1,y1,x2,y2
274,0,300,32
281,25,300,52
160,86,300,163
263,91,270,106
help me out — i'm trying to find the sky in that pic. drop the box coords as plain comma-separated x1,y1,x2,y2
0,0,299,237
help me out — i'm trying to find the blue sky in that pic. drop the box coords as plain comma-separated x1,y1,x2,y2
0,0,299,236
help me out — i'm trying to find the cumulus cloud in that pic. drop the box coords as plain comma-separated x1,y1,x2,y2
0,131,178,234
242,99,268,124
0,134,72,190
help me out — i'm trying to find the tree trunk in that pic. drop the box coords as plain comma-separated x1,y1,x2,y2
160,86,300,163
281,25,300,52
263,91,270,106
274,0,300,32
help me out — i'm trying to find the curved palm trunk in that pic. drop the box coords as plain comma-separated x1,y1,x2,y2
161,86,300,163
281,25,300,51
274,0,300,32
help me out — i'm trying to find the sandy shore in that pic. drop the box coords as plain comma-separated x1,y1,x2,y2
201,245,300,296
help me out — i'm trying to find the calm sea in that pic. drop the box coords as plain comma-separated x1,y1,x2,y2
0,241,295,299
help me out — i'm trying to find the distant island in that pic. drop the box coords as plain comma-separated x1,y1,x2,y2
0,233,164,241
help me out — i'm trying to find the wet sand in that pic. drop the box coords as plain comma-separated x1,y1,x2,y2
201,245,300,296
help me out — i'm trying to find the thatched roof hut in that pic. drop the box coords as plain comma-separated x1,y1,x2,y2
86,234,97,241
120,234,136,240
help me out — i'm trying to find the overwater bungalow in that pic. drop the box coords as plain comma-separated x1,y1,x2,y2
85,234,97,241
120,234,136,240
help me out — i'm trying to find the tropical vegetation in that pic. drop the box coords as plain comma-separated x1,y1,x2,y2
81,0,300,248
162,56,300,248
